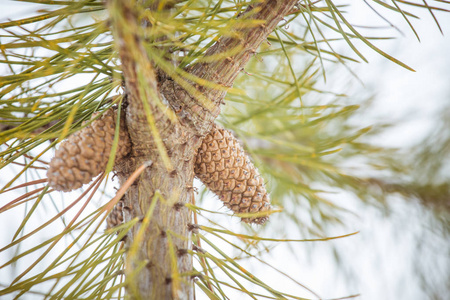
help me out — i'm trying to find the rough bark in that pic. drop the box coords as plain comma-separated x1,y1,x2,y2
161,0,298,135
107,0,298,299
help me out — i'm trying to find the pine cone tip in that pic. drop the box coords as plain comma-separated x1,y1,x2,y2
195,125,272,225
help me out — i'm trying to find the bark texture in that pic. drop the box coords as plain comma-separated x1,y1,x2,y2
106,0,298,299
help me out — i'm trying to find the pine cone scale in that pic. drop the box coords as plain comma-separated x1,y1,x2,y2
194,124,271,224
47,109,270,224
47,109,131,192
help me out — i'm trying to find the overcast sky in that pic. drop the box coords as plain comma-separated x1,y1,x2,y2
1,1,449,299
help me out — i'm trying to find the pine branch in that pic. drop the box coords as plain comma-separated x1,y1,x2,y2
107,1,174,162
106,1,195,299
105,1,299,299
2,1,449,299
161,0,299,136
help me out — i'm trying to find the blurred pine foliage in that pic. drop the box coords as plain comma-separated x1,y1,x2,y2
1,0,449,299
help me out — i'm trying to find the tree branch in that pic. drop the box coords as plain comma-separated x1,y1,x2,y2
161,0,299,135
107,1,194,299
106,1,299,299
108,0,175,160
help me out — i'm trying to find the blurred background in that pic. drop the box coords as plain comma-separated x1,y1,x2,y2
1,1,449,299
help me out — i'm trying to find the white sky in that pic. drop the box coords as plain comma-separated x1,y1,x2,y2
1,1,449,299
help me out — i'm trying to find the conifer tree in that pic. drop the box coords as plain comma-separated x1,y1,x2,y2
1,1,448,299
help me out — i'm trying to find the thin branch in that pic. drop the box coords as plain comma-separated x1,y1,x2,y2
107,0,174,169
161,0,299,135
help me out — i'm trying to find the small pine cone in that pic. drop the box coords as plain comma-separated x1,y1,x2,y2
194,124,271,224
106,200,124,229
47,109,131,192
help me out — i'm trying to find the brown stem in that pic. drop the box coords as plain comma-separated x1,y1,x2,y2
161,0,299,136
191,195,214,293
107,1,195,299
107,0,298,299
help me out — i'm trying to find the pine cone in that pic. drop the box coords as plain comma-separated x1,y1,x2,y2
194,124,271,224
106,200,124,229
47,109,131,192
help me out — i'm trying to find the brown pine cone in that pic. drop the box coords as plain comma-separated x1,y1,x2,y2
47,109,131,192
194,124,271,224
106,200,124,229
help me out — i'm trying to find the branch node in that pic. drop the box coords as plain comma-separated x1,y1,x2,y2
187,223,200,234
192,244,206,254
173,202,185,211
241,68,252,76
146,261,153,269
177,248,189,257
120,234,128,242
185,185,198,193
